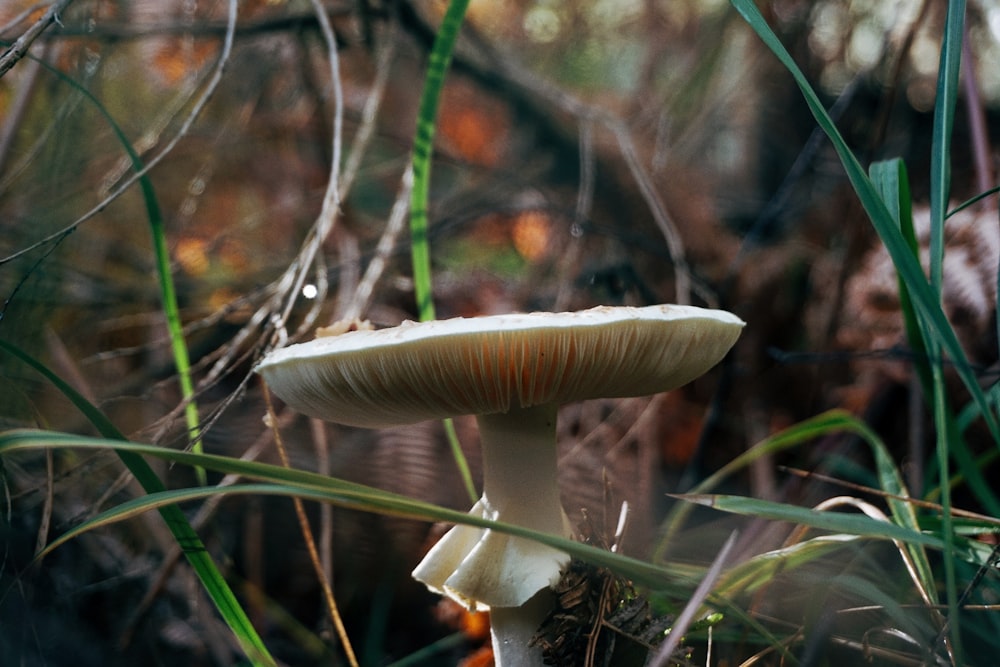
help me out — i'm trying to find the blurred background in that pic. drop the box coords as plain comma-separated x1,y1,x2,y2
2,0,999,664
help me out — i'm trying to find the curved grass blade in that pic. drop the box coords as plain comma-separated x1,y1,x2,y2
0,427,795,662
0,428,693,596
729,0,999,448
670,493,947,551
946,185,1000,218
656,410,864,558
0,344,274,666
408,0,477,504
658,409,941,605
34,58,204,482
714,534,859,597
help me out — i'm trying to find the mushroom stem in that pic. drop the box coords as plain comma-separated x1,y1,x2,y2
477,404,566,535
477,404,569,666
489,588,556,666
411,404,570,665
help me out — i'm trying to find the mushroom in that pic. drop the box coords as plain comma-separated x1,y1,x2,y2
256,304,744,665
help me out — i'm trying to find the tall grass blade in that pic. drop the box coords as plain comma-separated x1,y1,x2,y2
729,0,1000,446
409,0,469,323
870,161,1000,518
928,1,966,293
0,343,274,666
408,0,477,504
35,60,204,482
927,2,968,654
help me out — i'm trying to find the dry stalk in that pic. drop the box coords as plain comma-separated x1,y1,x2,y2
264,386,358,667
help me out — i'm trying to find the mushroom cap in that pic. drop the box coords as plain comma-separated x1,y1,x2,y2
256,304,744,428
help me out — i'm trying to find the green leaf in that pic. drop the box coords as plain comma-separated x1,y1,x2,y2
928,0,966,293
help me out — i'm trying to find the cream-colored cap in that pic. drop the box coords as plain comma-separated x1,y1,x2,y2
256,304,744,427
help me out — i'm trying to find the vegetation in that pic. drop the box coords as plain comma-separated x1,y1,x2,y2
2,1,999,665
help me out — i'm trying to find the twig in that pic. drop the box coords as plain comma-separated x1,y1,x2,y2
340,164,414,321
779,466,1000,527
612,122,692,305
198,9,395,392
264,387,359,667
267,0,347,341
0,39,45,175
554,118,593,311
0,0,238,266
26,6,356,40
452,21,698,305
650,530,738,666
961,28,994,205
0,0,73,79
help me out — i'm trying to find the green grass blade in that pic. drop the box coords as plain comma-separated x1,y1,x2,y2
0,344,274,665
927,3,968,653
947,186,1000,218
35,60,204,483
672,493,947,551
714,534,859,597
0,428,697,596
838,376,938,604
928,0,966,293
656,410,867,558
409,0,470,322
729,0,1000,446
443,415,477,503
0,429,796,662
408,0,477,504
658,409,941,602
869,162,1000,519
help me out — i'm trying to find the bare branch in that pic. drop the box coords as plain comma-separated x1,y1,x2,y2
0,0,74,79
0,0,239,266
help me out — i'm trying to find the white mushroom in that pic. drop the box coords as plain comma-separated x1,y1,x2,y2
256,304,744,665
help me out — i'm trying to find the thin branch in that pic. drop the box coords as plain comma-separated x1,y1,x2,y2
0,38,46,174
0,0,73,79
266,0,347,343
444,20,698,305
264,388,359,667
0,0,239,266
612,122,692,305
27,6,356,41
340,165,414,321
